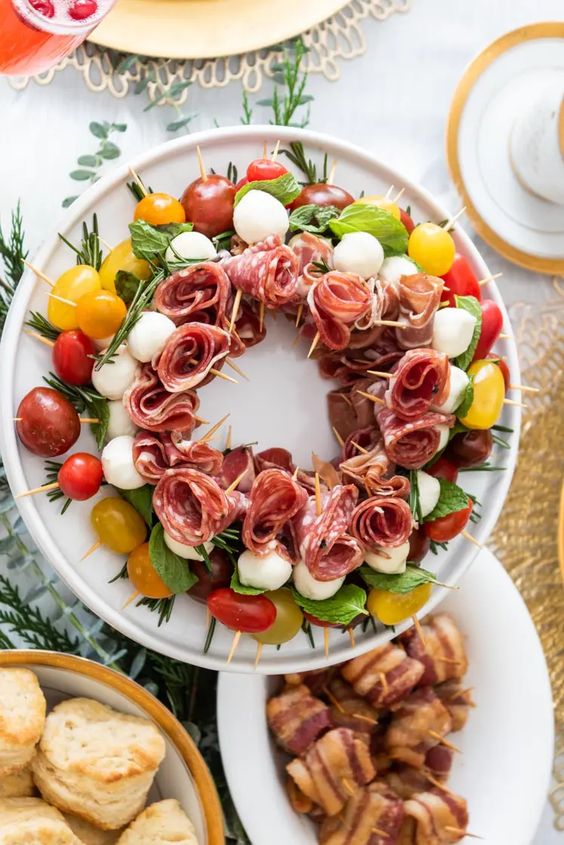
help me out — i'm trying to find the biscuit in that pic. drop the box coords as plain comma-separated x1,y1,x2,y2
116,799,198,845
0,797,82,844
0,669,46,776
32,698,166,830
64,814,123,844
0,766,34,799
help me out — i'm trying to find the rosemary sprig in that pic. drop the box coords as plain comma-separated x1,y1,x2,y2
203,616,217,654
409,469,423,523
59,214,103,270
137,595,176,627
492,424,514,433
108,561,128,583
42,373,109,449
63,121,127,208
459,463,507,472
240,90,253,125
257,39,312,127
302,618,315,648
0,572,80,653
44,460,72,514
281,141,326,184
226,162,238,184
25,312,60,341
0,203,27,335
492,433,511,450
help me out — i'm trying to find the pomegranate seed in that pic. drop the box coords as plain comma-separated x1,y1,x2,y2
29,0,55,16
68,0,98,19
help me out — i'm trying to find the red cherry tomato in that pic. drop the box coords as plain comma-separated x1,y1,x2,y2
424,498,473,542
246,159,288,182
207,588,276,633
291,183,354,210
446,429,493,468
303,611,340,629
180,175,236,238
188,550,232,603
441,254,481,307
487,354,510,391
68,0,97,18
52,330,95,386
473,299,503,361
399,208,415,235
426,455,459,483
58,453,103,500
235,177,249,191
16,388,80,457
408,526,431,565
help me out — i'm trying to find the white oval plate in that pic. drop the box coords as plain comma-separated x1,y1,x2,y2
0,125,521,672
217,548,554,845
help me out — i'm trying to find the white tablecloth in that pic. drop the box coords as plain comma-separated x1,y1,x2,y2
0,0,562,841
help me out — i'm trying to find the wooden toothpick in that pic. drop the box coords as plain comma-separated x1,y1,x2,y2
499,332,511,340
509,383,539,394
226,630,242,664
254,641,263,669
225,425,232,451
271,140,281,161
347,627,356,648
412,614,426,647
196,145,207,181
199,414,230,443
307,331,320,359
80,540,102,561
23,260,54,286
259,301,265,333
332,426,344,447
355,390,385,406
328,158,338,184
427,730,461,753
503,398,527,409
128,166,147,197
25,330,55,348
384,184,395,200
445,827,483,840
211,367,238,385
443,207,466,230
367,370,392,379
225,357,249,381
393,187,405,204
374,319,407,328
295,302,303,328
229,289,242,333
122,588,141,609
314,473,322,515
49,293,76,307
461,530,482,548
16,481,60,499
351,441,369,454
225,470,247,495
477,272,503,286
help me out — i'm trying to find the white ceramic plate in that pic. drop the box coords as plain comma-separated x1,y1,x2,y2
0,650,224,844
0,125,521,672
217,548,554,845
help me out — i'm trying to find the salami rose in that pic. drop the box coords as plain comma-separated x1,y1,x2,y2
340,434,410,498
221,234,299,307
307,271,371,351
219,446,256,493
243,468,308,560
133,431,224,484
378,408,454,470
124,365,200,433
157,322,231,392
341,427,381,461
154,262,230,326
385,348,450,421
350,496,413,550
396,273,444,350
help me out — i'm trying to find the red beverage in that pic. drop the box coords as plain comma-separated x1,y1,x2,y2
0,0,115,75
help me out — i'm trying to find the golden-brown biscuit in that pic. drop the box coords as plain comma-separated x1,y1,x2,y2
64,813,123,844
0,767,34,799
116,800,198,844
0,669,46,776
0,797,83,844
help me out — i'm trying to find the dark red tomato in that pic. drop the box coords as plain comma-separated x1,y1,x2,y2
487,354,510,390
207,588,276,633
180,175,236,238
246,159,288,182
441,254,481,307
16,388,80,457
473,299,503,361
407,526,431,564
58,453,103,500
187,549,232,603
426,455,459,483
446,429,493,468
303,611,340,629
399,207,415,235
424,498,473,542
52,330,95,386
291,183,354,210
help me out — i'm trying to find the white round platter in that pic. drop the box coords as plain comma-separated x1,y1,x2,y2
217,548,554,845
0,125,521,672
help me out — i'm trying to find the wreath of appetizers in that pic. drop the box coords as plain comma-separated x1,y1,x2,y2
15,141,517,660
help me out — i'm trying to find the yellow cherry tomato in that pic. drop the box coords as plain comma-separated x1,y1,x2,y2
99,239,152,294
76,289,127,339
134,192,186,226
408,222,455,276
459,359,505,430
252,588,304,645
47,265,101,331
367,583,432,625
127,542,172,599
354,194,401,220
90,497,146,554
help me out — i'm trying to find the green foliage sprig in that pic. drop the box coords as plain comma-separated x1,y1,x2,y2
63,122,127,208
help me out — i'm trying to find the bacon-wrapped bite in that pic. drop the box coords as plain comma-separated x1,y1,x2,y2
341,643,425,709
395,273,444,350
377,409,454,470
434,681,473,733
318,782,405,845
154,262,230,325
340,438,411,499
350,496,413,550
403,789,469,843
133,430,223,483
157,322,231,391
308,271,372,351
267,684,332,756
221,234,299,307
385,687,452,769
124,364,200,433
242,468,308,561
284,669,335,694
286,775,314,815
325,677,379,736
400,614,469,687
286,728,375,817
219,446,256,493
385,747,453,800
385,349,450,421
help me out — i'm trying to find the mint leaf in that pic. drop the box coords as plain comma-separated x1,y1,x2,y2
455,375,474,417
234,172,300,206
360,564,438,594
129,220,193,262
230,569,266,595
291,584,367,625
117,485,154,527
424,478,470,522
115,270,142,306
454,295,482,371
329,205,408,257
148,523,197,594
288,203,340,234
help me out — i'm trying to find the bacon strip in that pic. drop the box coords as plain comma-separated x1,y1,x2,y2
395,273,443,350
133,431,223,483
385,349,450,421
350,496,413,550
267,684,332,756
318,783,405,845
157,322,231,392
400,614,469,687
307,271,372,351
325,677,379,736
341,643,424,708
385,687,453,769
221,234,299,307
377,409,454,470
242,469,308,560
154,262,230,326
434,681,474,733
404,790,469,843
124,364,200,433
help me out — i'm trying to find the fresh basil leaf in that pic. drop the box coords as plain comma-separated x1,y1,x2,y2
291,584,367,625
455,375,474,417
234,172,300,207
148,523,197,594
115,270,142,306
230,569,266,595
454,295,482,371
329,205,408,257
424,478,470,522
360,564,438,594
129,220,193,262
288,203,341,234
117,485,154,527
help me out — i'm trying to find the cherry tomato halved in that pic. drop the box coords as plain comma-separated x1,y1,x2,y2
426,455,459,483
291,183,354,210
424,497,473,542
188,549,232,604
52,330,95,386
134,192,186,226
16,387,80,457
253,589,303,645
399,208,415,235
207,588,276,633
441,254,481,307
58,452,103,500
127,542,172,599
246,159,288,182
407,526,431,565
446,429,493,468
473,299,503,361
181,175,236,238
90,497,146,554
367,583,432,625
76,289,127,340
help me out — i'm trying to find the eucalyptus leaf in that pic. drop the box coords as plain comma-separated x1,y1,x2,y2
89,121,108,139
70,170,94,182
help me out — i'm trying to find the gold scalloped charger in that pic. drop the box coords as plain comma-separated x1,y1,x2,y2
89,0,351,61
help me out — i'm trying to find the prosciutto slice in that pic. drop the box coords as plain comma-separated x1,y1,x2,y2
290,232,334,298
396,273,444,350
157,322,231,392
350,495,413,550
386,348,450,421
355,276,400,331
378,408,454,470
328,379,385,442
319,331,402,386
233,298,267,350
153,467,246,546
219,446,256,493
221,234,299,307
254,447,295,474
307,271,371,351
124,365,200,433
340,432,411,498
133,431,223,483
242,469,308,560
154,262,230,326
294,484,363,580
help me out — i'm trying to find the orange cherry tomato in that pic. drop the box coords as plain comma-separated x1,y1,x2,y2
127,542,172,599
76,290,127,339
134,192,186,226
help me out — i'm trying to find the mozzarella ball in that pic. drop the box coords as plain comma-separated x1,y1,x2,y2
106,400,138,440
93,335,114,351
91,344,138,400
233,190,289,245
101,435,145,490
127,312,176,363
433,366,470,414
292,559,345,600
379,255,418,287
165,231,217,263
164,533,213,560
333,231,384,279
364,540,410,574
432,308,476,358
435,425,450,453
238,548,292,591
416,470,441,518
